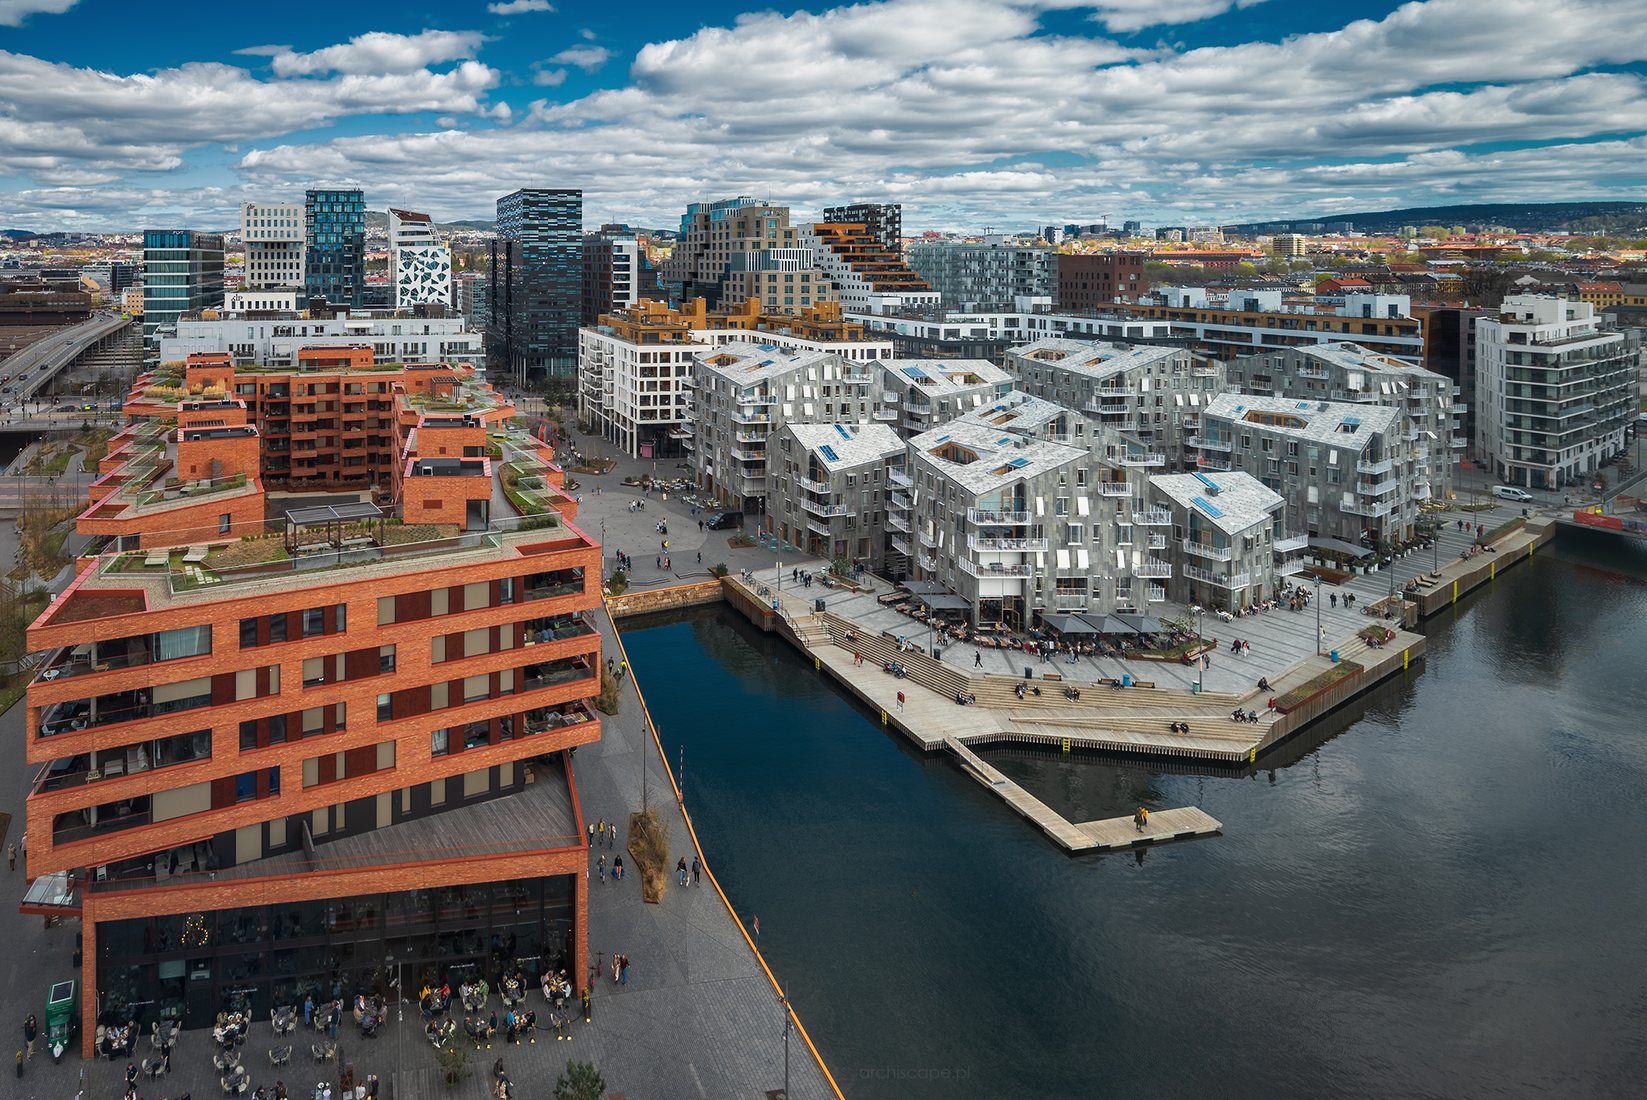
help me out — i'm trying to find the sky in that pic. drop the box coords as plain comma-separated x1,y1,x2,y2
0,0,1644,233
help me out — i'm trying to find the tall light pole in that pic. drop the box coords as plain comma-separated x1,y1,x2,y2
1313,575,1323,655
1190,604,1203,693
778,985,791,1100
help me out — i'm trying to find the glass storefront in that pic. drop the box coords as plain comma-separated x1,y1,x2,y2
96,875,575,1031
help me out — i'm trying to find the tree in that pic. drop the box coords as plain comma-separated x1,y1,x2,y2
435,1036,470,1086
553,1059,606,1100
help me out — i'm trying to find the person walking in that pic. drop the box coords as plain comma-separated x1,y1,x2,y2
676,856,688,886
6,843,13,872
691,855,701,885
613,856,624,881
752,914,760,946
618,955,630,986
597,854,606,883
974,650,983,668
22,1014,36,1060
587,822,595,846
610,954,620,984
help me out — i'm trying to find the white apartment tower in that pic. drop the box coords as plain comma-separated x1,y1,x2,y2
240,202,304,290
388,208,453,311
1474,295,1635,490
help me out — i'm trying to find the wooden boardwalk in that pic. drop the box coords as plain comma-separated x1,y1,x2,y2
945,736,1222,853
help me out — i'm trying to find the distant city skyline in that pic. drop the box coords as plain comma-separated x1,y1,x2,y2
1,0,1645,232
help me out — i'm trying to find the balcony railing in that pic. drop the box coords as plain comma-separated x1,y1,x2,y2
521,613,598,647
1357,479,1398,496
1133,559,1173,578
967,509,1031,525
1183,564,1251,589
1188,435,1234,451
1133,510,1172,526
1145,583,1168,603
1182,539,1233,561
959,559,1033,578
1273,533,1309,553
799,499,851,518
1146,533,1167,550
1119,453,1166,467
890,534,911,555
887,512,910,533
1099,482,1135,497
1356,457,1394,476
887,469,913,488
1341,498,1396,518
796,475,830,494
806,516,832,536
966,536,1048,552
1451,436,1468,449
1050,592,1089,609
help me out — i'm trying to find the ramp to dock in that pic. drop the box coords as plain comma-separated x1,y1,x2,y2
945,736,1222,853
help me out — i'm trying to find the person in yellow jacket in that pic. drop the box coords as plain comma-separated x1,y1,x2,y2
1133,806,1149,832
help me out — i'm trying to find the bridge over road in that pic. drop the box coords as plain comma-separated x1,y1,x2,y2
0,311,133,403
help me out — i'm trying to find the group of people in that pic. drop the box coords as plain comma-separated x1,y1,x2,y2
609,952,633,986
674,855,702,886
596,853,624,882
587,818,618,848
954,691,978,705
1227,638,1253,657
1229,708,1261,724
461,1007,539,1047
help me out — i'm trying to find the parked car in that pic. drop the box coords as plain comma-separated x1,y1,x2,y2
1492,485,1534,503
705,511,744,530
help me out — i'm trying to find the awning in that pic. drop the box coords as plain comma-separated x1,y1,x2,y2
916,593,971,612
1042,613,1098,635
1308,535,1372,558
900,580,949,595
1080,614,1137,635
1116,613,1164,634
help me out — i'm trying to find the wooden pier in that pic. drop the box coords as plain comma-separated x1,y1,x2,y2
945,736,1222,853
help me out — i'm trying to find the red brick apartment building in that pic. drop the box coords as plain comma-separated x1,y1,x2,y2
22,349,601,1054
1055,251,1146,310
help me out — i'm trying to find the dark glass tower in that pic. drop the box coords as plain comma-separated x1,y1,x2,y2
489,188,583,385
304,189,366,308
142,229,224,366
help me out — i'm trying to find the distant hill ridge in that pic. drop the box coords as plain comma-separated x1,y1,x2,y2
1227,200,1647,234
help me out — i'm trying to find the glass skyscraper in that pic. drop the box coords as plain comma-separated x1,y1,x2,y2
489,188,583,385
304,189,366,308
142,229,225,366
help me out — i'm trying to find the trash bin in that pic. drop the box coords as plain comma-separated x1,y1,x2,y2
1024,666,1033,680
1191,681,1201,694
1121,673,1132,688
813,598,826,613
1330,649,1340,663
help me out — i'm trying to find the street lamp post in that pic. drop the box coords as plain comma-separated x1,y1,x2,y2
1313,575,1323,655
778,986,792,1100
1191,605,1203,692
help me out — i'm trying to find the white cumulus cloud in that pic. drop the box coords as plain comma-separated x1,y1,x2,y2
249,29,488,77
489,0,554,12
550,45,612,72
0,0,79,27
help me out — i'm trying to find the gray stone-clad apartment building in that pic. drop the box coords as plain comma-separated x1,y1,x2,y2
1195,393,1415,551
876,358,1014,435
1146,471,1288,612
769,421,905,568
1003,338,1226,469
1226,342,1460,507
895,418,1164,627
691,341,879,514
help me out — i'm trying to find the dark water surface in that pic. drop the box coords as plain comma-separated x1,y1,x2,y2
620,529,1647,1099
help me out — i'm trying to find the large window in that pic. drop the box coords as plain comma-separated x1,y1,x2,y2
154,625,211,662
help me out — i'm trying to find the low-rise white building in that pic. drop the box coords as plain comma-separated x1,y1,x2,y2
158,313,484,368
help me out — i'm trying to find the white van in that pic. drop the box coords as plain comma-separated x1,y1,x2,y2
1492,485,1534,503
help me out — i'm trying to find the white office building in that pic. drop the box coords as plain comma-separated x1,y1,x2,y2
388,208,453,311
240,202,305,290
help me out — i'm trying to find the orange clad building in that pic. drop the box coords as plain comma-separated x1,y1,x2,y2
23,349,600,1054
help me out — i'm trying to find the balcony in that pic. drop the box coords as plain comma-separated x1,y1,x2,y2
918,527,938,548
1050,591,1089,609
1183,564,1251,589
1182,539,1233,561
890,534,911,555
796,474,830,494
966,535,1048,553
805,516,833,536
1414,483,1433,500
887,511,910,533
39,684,212,740
1099,482,1134,497
1146,533,1167,550
520,657,597,694
871,408,900,421
731,411,770,425
1145,583,1168,603
800,499,851,518
1356,457,1394,476
731,448,766,463
1341,498,1397,518
1119,453,1166,467
1451,436,1468,449
524,568,587,602
734,429,765,443
1357,478,1398,496
1277,556,1307,576
888,469,913,488
1273,533,1309,554
918,552,938,572
1133,510,1172,526
1187,435,1233,451
522,613,598,647
1133,559,1173,578
960,559,1034,578
967,509,1031,526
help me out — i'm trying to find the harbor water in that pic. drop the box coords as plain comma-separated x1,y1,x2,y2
619,529,1647,1099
